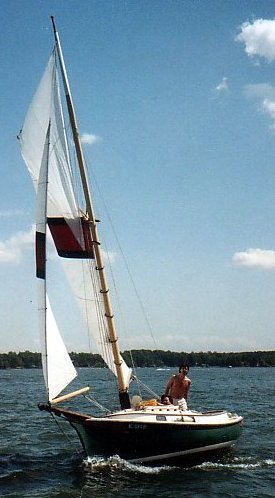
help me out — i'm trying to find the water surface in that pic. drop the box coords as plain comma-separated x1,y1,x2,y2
0,367,274,497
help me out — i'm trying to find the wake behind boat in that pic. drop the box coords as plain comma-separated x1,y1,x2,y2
18,17,243,465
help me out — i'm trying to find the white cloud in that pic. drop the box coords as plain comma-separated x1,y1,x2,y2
81,133,101,145
233,248,275,269
236,19,275,62
0,226,34,264
243,84,275,129
237,20,275,129
262,98,275,128
244,83,275,100
216,77,228,93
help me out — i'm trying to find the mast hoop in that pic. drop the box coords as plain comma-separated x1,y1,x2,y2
109,337,118,344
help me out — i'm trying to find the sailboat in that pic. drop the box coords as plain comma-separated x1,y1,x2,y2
18,18,243,465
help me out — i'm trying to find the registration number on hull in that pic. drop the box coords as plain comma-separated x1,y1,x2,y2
128,423,147,430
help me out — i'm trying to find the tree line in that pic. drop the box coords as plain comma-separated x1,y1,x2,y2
0,349,274,369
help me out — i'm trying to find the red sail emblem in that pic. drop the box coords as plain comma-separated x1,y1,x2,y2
47,217,94,258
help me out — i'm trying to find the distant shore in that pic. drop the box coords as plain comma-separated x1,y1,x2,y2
0,349,274,369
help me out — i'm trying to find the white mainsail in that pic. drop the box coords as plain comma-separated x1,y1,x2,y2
62,258,132,383
19,51,84,245
35,121,77,402
19,47,131,399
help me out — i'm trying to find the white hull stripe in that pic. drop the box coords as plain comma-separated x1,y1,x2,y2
129,440,236,464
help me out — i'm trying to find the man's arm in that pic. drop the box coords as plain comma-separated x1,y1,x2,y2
164,376,174,396
185,378,191,399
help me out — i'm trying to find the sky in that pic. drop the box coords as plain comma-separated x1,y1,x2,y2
1,0,275,354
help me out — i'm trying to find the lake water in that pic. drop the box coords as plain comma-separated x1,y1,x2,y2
0,366,274,497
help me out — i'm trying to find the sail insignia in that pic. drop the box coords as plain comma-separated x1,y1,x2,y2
48,217,94,258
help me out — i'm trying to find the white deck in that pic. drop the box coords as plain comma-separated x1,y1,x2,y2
93,407,243,426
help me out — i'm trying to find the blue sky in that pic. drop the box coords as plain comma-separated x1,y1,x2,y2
1,0,275,353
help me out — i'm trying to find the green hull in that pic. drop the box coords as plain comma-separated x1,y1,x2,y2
39,404,243,464
70,416,243,464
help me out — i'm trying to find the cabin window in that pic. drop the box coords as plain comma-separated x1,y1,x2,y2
156,415,167,421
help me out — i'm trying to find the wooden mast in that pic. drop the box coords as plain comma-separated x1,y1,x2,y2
50,17,130,409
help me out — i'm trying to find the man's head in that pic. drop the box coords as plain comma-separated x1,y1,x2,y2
179,363,189,374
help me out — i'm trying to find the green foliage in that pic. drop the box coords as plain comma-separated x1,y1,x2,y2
70,352,105,368
0,350,274,369
123,349,275,367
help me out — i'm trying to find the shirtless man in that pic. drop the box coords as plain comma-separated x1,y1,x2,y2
164,363,191,410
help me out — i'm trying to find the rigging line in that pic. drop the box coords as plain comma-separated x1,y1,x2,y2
110,235,159,349
84,261,101,352
97,228,131,367
63,146,114,366
133,377,160,400
85,163,159,351
80,259,94,354
68,126,84,211
52,54,79,203
88,261,114,370
50,412,82,454
74,139,152,347
91,262,117,371
59,93,84,216
84,394,111,413
128,349,138,380
89,263,106,334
